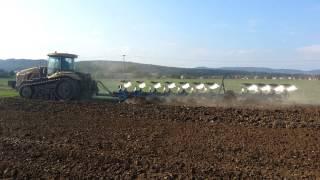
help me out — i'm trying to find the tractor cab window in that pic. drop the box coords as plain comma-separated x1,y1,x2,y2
48,57,60,75
48,57,75,75
61,58,75,71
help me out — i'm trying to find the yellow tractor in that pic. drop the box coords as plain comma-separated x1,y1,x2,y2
8,52,99,100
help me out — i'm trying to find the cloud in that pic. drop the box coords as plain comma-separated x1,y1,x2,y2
297,45,320,59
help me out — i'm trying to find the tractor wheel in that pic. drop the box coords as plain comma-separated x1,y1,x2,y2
19,85,33,99
56,79,80,101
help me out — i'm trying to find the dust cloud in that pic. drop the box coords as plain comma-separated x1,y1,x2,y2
124,93,320,109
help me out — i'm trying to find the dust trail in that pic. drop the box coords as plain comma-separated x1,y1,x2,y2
124,93,320,109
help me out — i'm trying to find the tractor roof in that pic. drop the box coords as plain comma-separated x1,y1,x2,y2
48,52,78,58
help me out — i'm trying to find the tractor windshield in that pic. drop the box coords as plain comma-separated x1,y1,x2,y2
61,58,75,71
48,57,75,75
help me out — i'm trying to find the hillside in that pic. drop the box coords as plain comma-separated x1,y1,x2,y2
0,59,253,78
218,67,319,75
0,59,46,71
76,61,251,79
1,59,319,78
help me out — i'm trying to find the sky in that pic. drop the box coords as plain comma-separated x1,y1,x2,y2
0,0,320,70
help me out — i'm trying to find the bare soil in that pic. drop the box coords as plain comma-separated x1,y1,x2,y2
1,98,320,179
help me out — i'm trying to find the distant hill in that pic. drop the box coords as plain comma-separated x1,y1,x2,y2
0,59,46,71
217,67,310,75
76,61,248,79
309,70,320,74
1,59,320,79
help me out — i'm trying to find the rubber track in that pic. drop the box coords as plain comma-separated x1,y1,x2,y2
21,78,62,100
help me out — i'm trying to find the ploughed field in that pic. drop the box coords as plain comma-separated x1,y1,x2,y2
1,98,320,178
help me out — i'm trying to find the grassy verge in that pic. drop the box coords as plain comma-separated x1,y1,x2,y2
0,78,18,98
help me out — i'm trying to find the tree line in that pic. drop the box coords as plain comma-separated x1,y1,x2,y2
0,69,15,78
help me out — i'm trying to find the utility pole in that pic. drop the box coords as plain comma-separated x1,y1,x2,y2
122,54,126,79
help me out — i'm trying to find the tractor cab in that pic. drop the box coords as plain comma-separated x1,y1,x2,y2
9,52,99,101
47,52,77,75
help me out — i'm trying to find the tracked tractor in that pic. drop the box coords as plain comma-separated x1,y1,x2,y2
8,52,98,100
